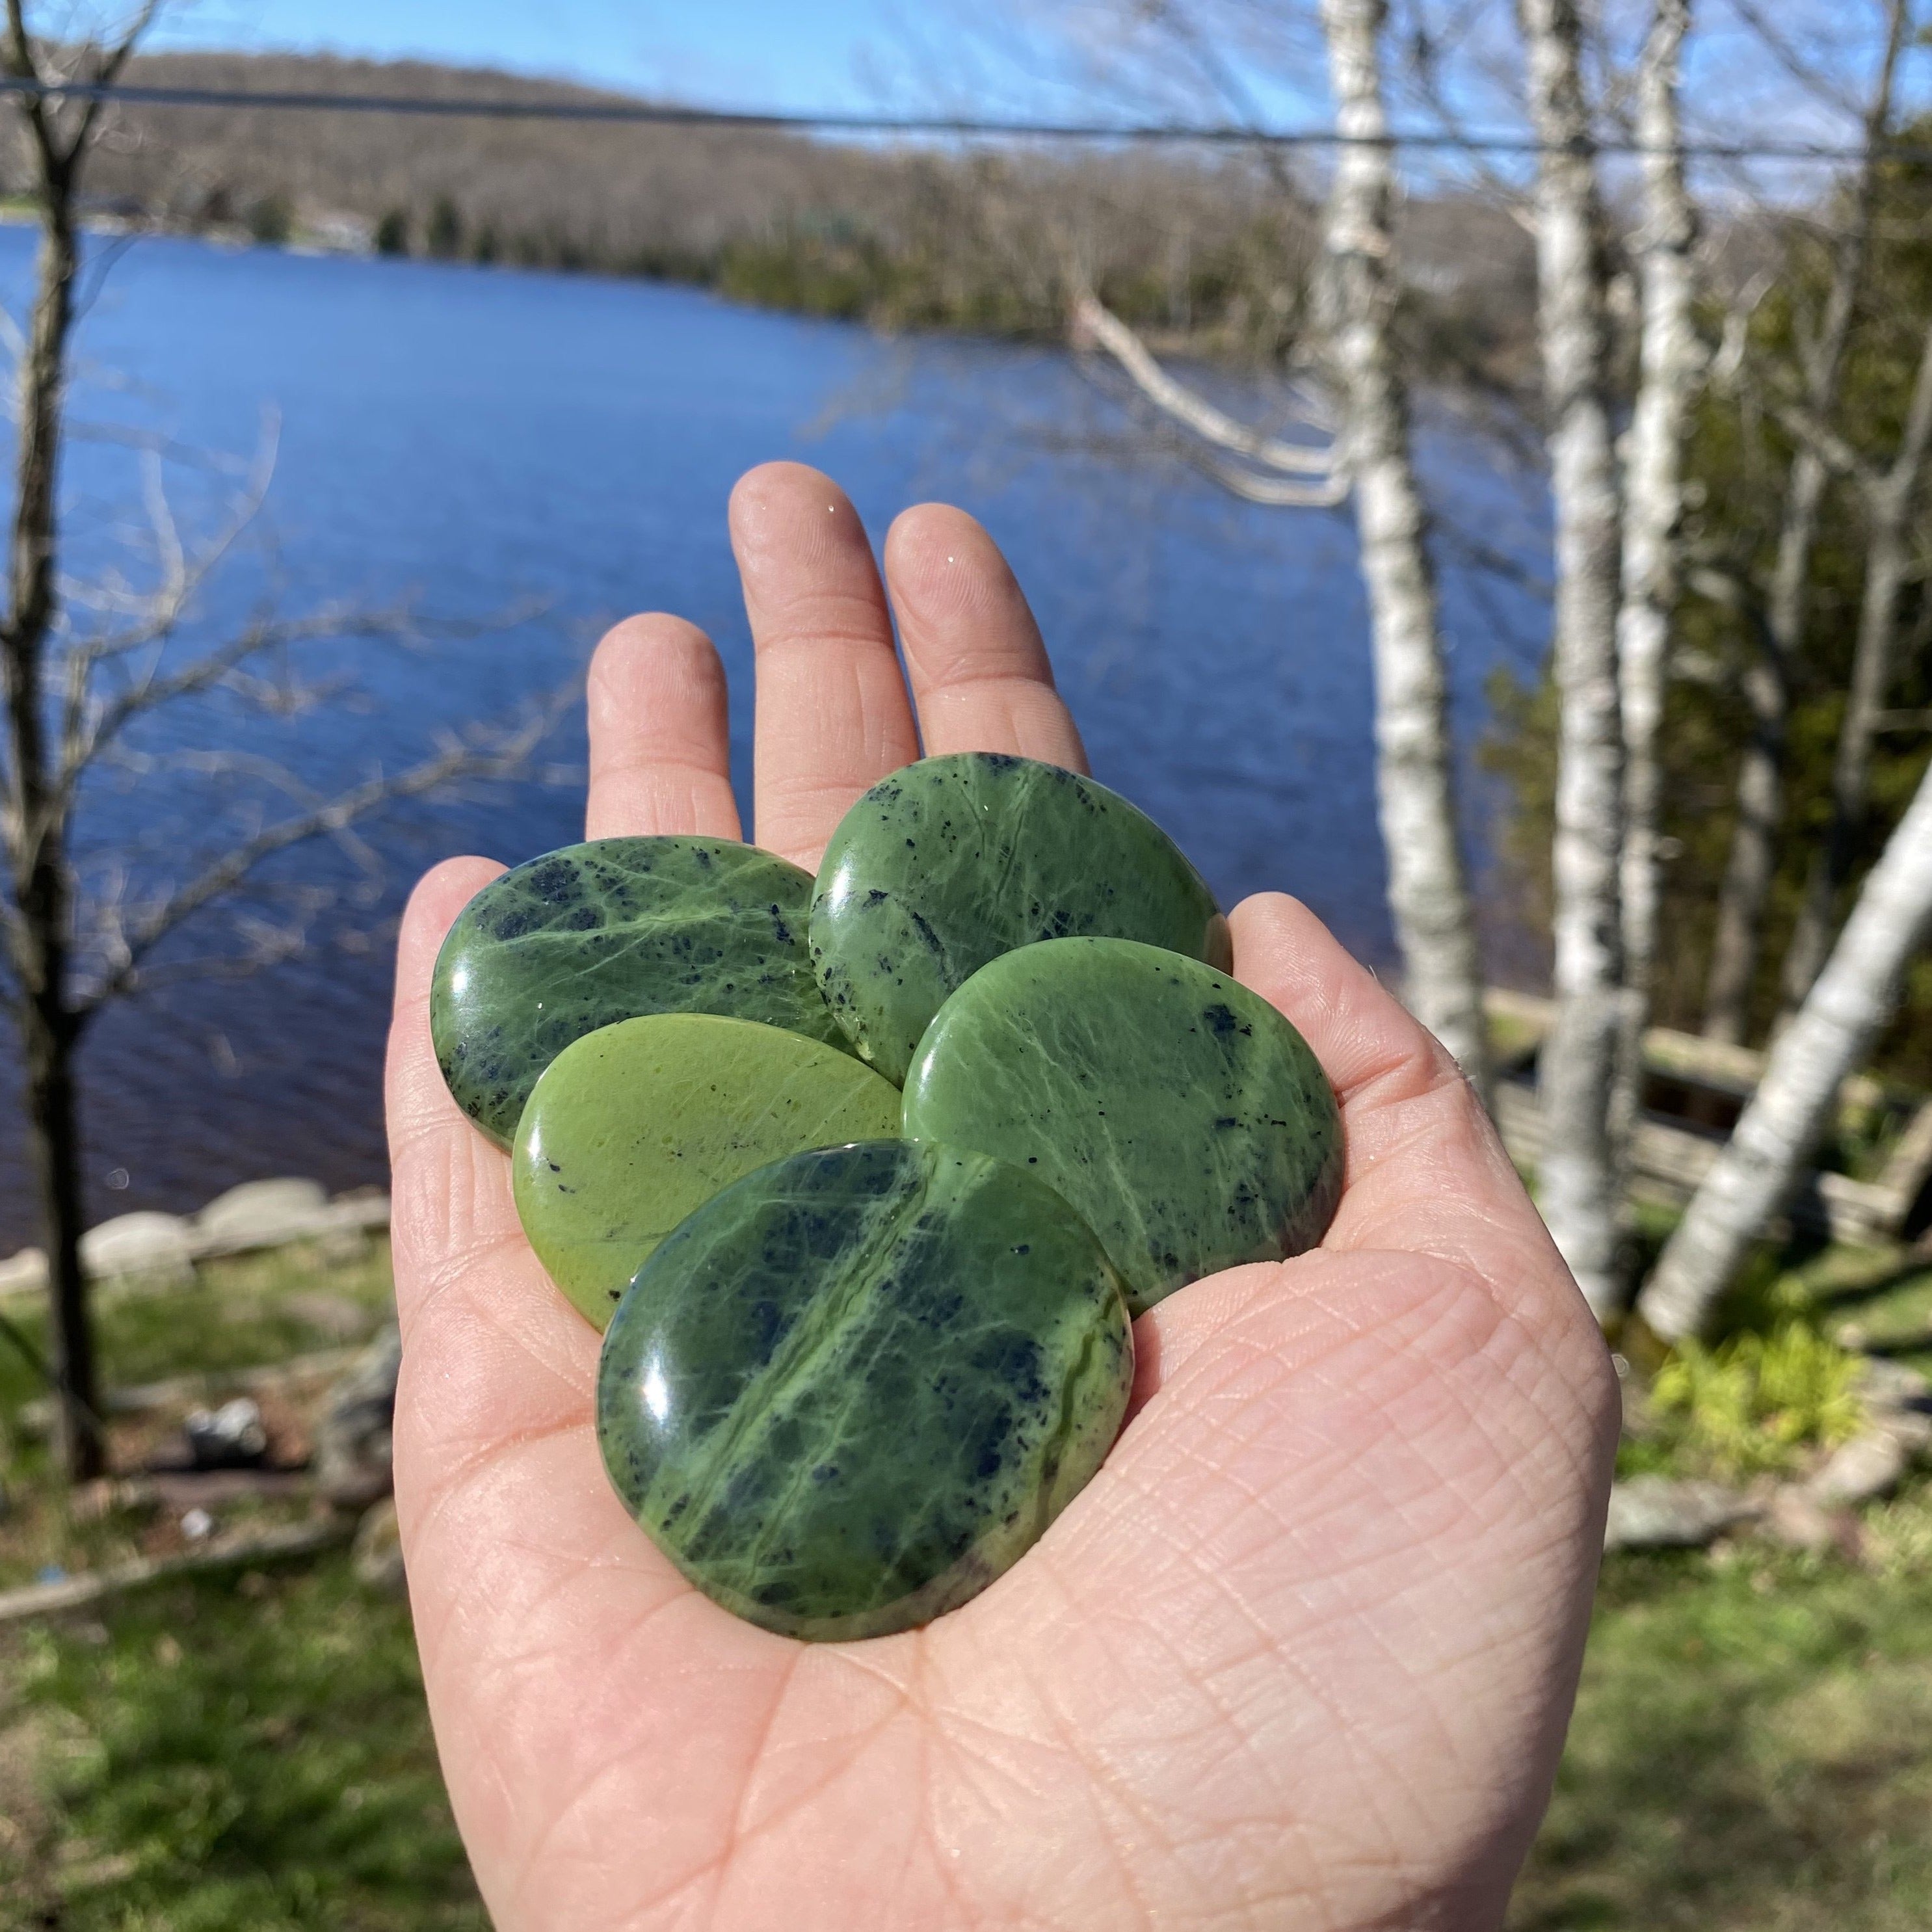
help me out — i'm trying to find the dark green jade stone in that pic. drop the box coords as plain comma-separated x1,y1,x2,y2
810,751,1232,1085
431,836,847,1148
512,1014,901,1330
902,937,1343,1317
596,1139,1133,1641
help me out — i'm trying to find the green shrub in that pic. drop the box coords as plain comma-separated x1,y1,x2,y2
1651,1322,1866,1479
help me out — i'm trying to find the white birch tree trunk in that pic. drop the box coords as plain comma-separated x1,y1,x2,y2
1611,0,1698,1187
1639,754,1932,1340
1518,0,1626,1315
1317,0,1491,1105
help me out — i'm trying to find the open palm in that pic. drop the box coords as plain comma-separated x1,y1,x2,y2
384,462,1617,1932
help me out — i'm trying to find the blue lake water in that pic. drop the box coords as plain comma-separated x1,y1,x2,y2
0,233,1548,1248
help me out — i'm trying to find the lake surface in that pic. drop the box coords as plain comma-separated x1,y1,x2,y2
0,235,1548,1249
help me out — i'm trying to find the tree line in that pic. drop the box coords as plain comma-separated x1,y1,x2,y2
35,49,1542,386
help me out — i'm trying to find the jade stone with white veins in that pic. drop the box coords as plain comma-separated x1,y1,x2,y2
597,1139,1133,1641
513,1014,901,1329
810,752,1232,1085
903,936,1343,1316
432,836,847,1147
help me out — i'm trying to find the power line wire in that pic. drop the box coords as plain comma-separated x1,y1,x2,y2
0,72,1914,166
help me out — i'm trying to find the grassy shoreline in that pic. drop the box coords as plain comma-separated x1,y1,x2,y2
5,1236,1932,1925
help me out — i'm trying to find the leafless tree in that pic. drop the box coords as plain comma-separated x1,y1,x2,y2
1609,0,1699,1213
1774,315,1932,1014
1699,0,1911,1045
1317,0,1492,1102
1516,0,1627,1316
0,5,552,1481
1637,749,1932,1338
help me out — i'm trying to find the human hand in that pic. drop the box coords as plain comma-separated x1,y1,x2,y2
385,460,1617,1931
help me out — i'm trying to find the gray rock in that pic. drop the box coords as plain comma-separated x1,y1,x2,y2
1805,1420,1927,1509
1603,1475,1760,1552
314,1324,400,1507
193,1178,329,1256
1764,1485,1846,1553
351,1497,406,1596
1855,1358,1932,1413
0,1247,46,1297
81,1212,193,1284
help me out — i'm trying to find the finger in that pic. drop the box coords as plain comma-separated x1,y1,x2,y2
385,859,596,1399
585,614,741,841
730,461,918,869
883,503,1087,769
1223,892,1583,1329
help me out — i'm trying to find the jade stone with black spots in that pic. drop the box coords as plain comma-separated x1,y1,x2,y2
810,752,1231,1085
431,836,848,1146
902,936,1343,1315
596,1139,1133,1641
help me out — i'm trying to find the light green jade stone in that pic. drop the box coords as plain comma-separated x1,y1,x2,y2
512,1014,902,1329
902,936,1343,1316
810,752,1231,1085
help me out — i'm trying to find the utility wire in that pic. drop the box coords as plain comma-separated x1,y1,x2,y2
0,72,1916,166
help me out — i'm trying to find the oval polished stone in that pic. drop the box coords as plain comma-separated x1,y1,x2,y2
810,752,1230,1085
513,1014,901,1329
432,837,847,1147
903,936,1343,1316
598,1139,1133,1641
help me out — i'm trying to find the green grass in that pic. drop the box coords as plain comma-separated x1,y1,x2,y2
5,1496,1932,1929
1514,1495,1932,1931
0,1556,483,1929
1,1240,393,1416
7,1236,1932,1925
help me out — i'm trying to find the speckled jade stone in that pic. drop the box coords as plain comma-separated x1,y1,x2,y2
597,1139,1133,1641
432,837,847,1147
902,936,1343,1316
512,1014,901,1330
810,752,1231,1085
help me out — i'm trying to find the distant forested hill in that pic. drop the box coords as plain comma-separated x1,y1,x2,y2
17,50,1535,377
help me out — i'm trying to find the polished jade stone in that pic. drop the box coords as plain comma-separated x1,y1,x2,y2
902,936,1343,1316
810,752,1231,1085
432,836,847,1148
512,1014,901,1329
597,1139,1133,1641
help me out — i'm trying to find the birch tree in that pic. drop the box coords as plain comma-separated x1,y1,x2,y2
1317,0,1492,1104
1609,0,1697,1174
1637,751,1932,1339
1516,0,1626,1314
1700,0,1909,1044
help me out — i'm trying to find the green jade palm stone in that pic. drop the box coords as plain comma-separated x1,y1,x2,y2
597,1139,1133,1641
903,936,1343,1316
810,751,1232,1085
432,836,848,1147
513,1013,901,1329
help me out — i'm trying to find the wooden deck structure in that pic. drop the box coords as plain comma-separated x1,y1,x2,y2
1483,990,1932,1248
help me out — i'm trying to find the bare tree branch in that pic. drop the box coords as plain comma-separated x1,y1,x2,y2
1070,286,1343,481
73,686,573,1018
1701,0,1911,1044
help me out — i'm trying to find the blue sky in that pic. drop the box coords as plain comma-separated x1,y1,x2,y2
150,0,927,112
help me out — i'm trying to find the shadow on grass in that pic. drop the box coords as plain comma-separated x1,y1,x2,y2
1512,1532,1932,1932
0,1554,483,1931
